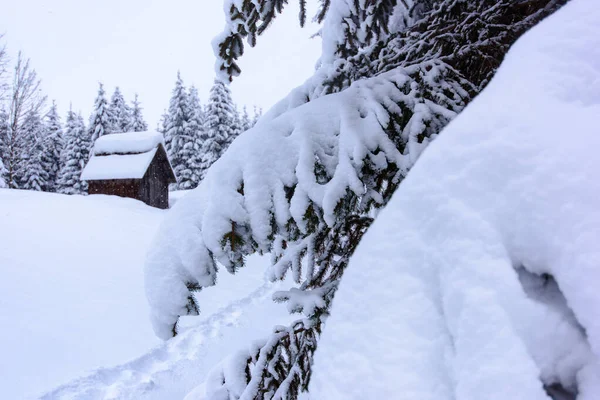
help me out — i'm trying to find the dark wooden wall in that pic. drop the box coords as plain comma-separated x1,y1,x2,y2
88,179,140,200
140,156,169,209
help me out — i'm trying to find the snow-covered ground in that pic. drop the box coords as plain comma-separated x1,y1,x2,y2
0,190,290,399
41,276,294,400
0,191,164,399
309,0,600,398
169,190,190,208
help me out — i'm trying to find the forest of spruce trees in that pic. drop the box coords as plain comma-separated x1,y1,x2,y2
0,43,261,193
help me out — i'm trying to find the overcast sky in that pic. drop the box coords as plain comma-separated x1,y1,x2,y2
0,0,322,127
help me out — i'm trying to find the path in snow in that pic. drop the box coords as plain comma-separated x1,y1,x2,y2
40,275,295,400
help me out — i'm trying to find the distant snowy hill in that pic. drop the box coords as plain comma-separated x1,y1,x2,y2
309,0,600,398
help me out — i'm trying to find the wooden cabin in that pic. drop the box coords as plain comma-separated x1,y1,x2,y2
81,131,176,209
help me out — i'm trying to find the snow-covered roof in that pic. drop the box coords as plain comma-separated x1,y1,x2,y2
92,130,164,156
82,131,169,181
81,148,158,181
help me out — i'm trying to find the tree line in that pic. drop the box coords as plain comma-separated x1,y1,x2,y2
0,38,260,193
158,72,261,190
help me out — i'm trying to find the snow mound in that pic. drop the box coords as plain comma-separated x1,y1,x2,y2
309,0,600,398
92,130,164,156
0,190,164,399
81,147,158,181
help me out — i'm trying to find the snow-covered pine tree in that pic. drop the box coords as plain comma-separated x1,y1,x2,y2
89,83,113,142
219,104,242,151
199,79,236,179
0,108,8,187
129,94,148,132
21,137,46,191
20,109,48,191
39,100,63,192
58,108,91,195
1,52,46,188
252,106,261,127
158,110,169,137
146,1,568,398
165,72,193,189
108,87,132,133
231,105,244,146
0,160,5,188
185,86,205,188
240,106,251,132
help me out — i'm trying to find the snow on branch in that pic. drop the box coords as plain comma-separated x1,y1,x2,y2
213,0,296,82
204,319,318,399
145,60,471,340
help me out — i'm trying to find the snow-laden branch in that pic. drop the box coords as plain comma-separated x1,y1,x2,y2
145,60,471,340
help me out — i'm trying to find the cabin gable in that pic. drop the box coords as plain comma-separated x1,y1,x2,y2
139,146,175,209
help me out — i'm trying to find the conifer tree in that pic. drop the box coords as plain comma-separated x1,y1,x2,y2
0,159,5,188
129,94,148,132
40,100,63,192
89,83,113,142
252,106,262,127
227,105,243,148
158,110,169,137
165,72,193,188
21,137,46,191
2,52,46,188
16,108,46,188
146,1,569,399
199,79,236,179
185,86,205,188
240,106,252,132
0,161,5,188
20,109,47,191
58,109,90,195
109,87,132,133
0,108,8,187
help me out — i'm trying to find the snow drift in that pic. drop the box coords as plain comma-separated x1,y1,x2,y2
309,0,600,398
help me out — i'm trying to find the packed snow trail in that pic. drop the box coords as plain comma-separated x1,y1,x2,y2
40,277,295,400
309,0,600,398
0,191,163,399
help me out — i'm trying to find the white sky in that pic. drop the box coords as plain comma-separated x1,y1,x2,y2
0,0,322,128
